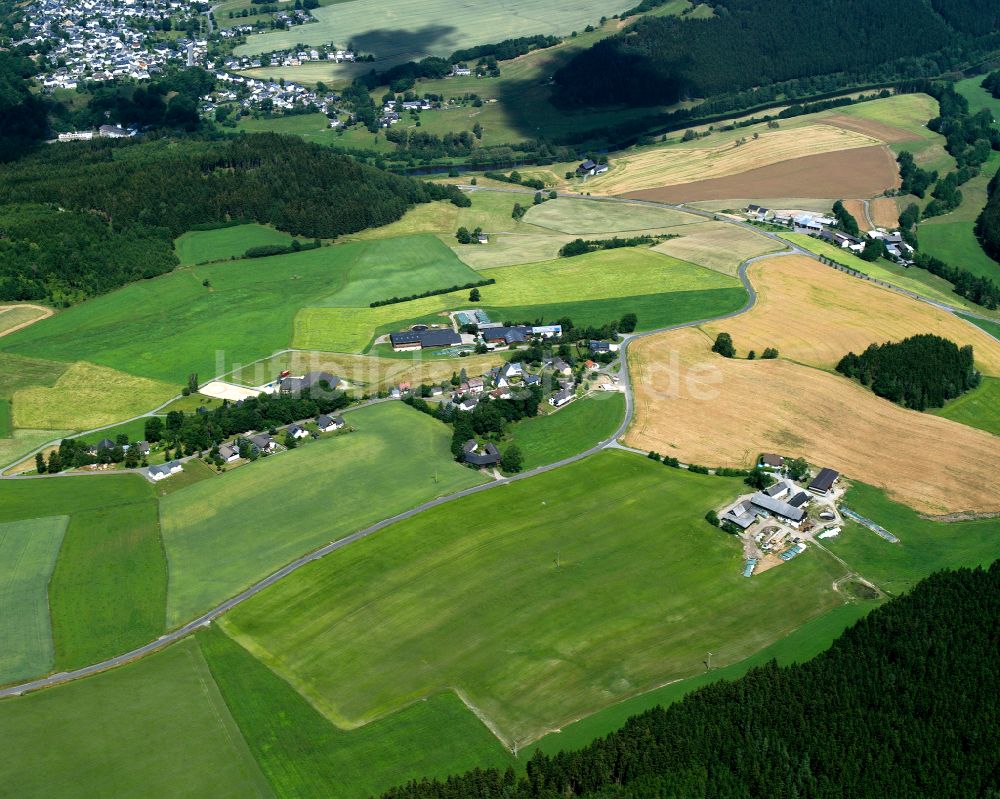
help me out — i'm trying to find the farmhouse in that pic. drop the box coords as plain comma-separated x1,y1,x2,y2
576,159,609,176
389,329,462,351
477,232,489,244
218,444,239,463
760,453,784,470
148,461,183,481
808,467,840,495
531,324,562,337
462,439,501,467
720,500,758,530
549,358,572,376
279,371,340,394
482,326,530,346
96,437,115,452
133,441,151,457
751,491,806,524
316,414,344,432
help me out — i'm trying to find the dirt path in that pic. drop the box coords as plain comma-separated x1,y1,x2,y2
0,304,54,338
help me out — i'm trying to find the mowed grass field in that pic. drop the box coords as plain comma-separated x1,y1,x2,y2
626,326,1000,515
294,247,745,352
160,402,487,625
506,393,624,471
653,221,786,275
581,125,880,194
222,450,846,744
12,361,176,430
527,600,875,755
236,0,637,59
0,234,477,388
200,627,514,799
0,517,68,684
931,376,1000,437
0,305,51,337
174,224,297,265
701,255,1000,374
523,198,699,235
230,350,502,394
0,476,165,674
0,638,272,799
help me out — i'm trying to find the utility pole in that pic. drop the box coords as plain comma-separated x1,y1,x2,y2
706,651,714,671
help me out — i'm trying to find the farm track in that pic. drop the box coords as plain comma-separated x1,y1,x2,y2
0,186,994,698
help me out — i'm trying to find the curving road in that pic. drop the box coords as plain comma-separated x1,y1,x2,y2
2,188,995,697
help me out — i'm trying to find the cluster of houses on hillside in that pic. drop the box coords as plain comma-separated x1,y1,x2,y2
745,205,914,262
220,46,356,73
20,0,208,90
203,71,342,118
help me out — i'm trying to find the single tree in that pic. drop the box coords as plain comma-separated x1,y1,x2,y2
761,347,779,359
745,469,775,490
500,444,524,473
785,457,810,481
455,226,472,244
705,509,719,527
619,313,638,333
712,332,736,358
35,453,46,474
469,287,481,302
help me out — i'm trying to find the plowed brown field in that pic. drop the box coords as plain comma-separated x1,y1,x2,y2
622,146,901,203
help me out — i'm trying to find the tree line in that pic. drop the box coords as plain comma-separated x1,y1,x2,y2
0,133,469,303
379,561,1000,799
836,333,979,410
558,235,673,258
975,163,1000,264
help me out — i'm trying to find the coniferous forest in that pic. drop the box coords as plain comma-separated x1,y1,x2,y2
835,334,979,410
380,562,1000,799
553,0,1000,109
0,134,467,304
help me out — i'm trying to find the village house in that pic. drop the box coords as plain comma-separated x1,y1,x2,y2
148,461,183,481
250,433,277,453
549,388,574,407
217,444,239,463
760,453,784,471
316,414,345,432
287,423,309,440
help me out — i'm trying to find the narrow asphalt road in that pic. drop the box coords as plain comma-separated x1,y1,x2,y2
0,230,770,698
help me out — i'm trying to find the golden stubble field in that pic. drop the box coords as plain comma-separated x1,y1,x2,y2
625,256,1000,515
653,222,786,275
625,327,1000,515
700,256,1000,374
584,124,881,195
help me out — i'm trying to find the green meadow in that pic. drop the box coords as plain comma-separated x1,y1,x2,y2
0,398,10,437
294,247,746,352
828,481,1000,596
506,392,625,470
527,600,877,755
174,223,298,265
0,476,165,674
160,402,487,625
523,198,699,235
0,638,272,799
0,517,68,683
222,450,845,745
200,627,514,799
0,234,478,386
962,314,1000,339
931,376,1000,437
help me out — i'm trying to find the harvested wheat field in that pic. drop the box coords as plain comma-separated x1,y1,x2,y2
868,197,900,228
841,200,872,231
625,327,1000,515
622,146,901,203
653,222,786,275
587,125,879,195
700,256,1000,374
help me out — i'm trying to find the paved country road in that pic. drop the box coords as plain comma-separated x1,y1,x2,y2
0,187,991,697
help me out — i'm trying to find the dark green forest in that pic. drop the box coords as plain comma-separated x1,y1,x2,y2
381,562,1000,799
835,333,979,410
976,165,1000,263
552,0,999,108
0,134,467,304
